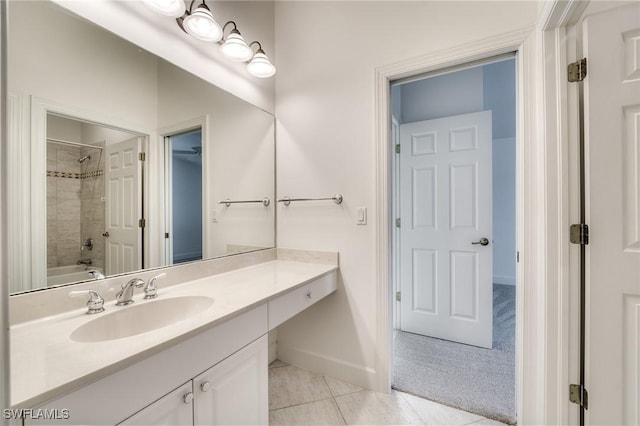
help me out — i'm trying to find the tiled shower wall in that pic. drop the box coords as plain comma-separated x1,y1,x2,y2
47,143,82,268
47,143,105,269
80,143,105,270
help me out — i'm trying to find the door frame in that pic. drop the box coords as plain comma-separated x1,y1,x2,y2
374,8,584,421
156,116,209,266
27,97,151,290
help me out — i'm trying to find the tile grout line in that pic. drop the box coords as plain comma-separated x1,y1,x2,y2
323,375,349,426
269,396,335,412
396,389,432,425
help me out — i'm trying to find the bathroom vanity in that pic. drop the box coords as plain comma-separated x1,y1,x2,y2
9,249,338,425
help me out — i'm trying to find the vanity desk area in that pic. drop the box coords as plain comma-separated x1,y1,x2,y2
9,248,338,425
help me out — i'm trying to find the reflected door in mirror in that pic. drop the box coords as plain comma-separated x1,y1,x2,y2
165,129,204,265
106,137,144,275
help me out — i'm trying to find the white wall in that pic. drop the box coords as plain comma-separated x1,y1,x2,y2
156,60,275,259
53,0,276,114
8,1,159,128
274,1,540,390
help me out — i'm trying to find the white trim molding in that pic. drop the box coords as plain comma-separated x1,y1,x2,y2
374,26,550,424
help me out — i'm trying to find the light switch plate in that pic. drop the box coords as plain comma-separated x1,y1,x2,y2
357,207,367,225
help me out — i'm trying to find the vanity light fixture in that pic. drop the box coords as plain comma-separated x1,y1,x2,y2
180,1,223,42
143,0,275,77
142,0,184,17
246,41,276,78
220,21,253,62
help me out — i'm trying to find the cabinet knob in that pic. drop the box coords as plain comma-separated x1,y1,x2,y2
183,392,194,404
201,381,211,392
306,291,312,299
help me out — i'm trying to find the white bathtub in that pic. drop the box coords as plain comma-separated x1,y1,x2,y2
47,265,104,286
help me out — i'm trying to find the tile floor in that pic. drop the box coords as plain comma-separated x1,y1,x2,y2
269,360,509,426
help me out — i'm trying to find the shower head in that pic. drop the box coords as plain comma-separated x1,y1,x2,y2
78,154,91,163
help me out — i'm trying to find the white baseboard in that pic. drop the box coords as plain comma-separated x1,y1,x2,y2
277,344,377,391
494,275,516,286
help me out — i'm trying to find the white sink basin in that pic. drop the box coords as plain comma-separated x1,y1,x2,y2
70,296,214,343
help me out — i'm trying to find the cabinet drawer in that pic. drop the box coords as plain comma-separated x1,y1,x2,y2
268,271,337,330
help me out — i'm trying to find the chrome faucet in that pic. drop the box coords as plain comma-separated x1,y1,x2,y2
115,278,145,306
88,269,105,280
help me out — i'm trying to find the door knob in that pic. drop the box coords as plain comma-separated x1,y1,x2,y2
471,237,490,246
102,231,110,238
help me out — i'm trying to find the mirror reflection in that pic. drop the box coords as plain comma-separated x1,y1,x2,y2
46,114,141,285
8,0,275,294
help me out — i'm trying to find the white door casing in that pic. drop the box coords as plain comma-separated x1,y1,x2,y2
583,3,640,424
399,110,493,348
105,137,142,276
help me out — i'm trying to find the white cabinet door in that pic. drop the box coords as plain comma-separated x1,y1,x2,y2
194,335,268,425
400,111,493,348
118,382,193,426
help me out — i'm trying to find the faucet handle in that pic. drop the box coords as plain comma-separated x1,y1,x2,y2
69,290,105,314
144,273,166,299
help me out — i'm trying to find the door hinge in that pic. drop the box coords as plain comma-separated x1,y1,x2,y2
396,291,401,302
570,224,589,245
568,58,587,82
569,384,588,409
139,218,146,228
516,251,520,263
165,232,169,239
395,218,401,228
139,152,146,161
395,144,401,154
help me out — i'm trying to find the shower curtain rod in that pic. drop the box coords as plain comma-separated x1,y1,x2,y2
46,137,104,151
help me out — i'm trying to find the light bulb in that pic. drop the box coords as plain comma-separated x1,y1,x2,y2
247,49,276,78
221,30,253,62
142,0,184,17
183,3,222,42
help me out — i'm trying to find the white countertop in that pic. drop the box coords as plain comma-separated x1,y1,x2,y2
10,260,337,408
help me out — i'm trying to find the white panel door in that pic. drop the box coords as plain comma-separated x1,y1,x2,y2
400,111,493,348
193,335,268,425
106,137,142,276
583,4,640,424
118,381,193,425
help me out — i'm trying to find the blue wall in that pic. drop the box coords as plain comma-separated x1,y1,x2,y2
392,58,516,285
171,130,203,263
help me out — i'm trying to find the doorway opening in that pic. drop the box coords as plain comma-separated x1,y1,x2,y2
164,128,204,265
390,55,517,424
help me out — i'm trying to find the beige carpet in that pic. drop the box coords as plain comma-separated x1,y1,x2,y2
392,284,516,424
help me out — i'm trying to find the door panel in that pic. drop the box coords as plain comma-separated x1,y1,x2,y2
400,110,492,348
105,137,142,275
583,3,640,424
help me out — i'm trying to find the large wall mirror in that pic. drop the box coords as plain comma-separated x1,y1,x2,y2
7,0,275,294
